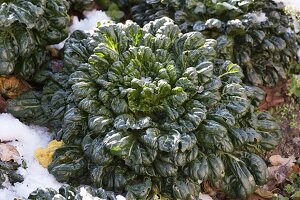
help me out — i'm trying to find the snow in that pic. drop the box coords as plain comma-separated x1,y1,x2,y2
69,9,111,34
116,195,127,200
0,114,127,200
79,187,98,200
50,10,111,50
78,187,126,200
49,40,65,50
273,0,300,32
293,18,300,33
274,0,300,11
0,113,61,200
248,12,268,23
141,77,152,83
199,193,214,200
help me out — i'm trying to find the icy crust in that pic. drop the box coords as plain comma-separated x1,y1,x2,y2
0,114,61,199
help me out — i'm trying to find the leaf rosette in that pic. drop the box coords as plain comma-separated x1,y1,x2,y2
6,17,279,199
46,17,280,199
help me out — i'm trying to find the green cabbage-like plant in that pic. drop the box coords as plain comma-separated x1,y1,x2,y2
130,0,300,86
43,17,278,199
0,0,69,80
7,17,278,199
17,184,119,200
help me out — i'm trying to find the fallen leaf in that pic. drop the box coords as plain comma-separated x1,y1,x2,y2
259,82,288,110
0,76,29,99
202,181,216,196
34,140,64,168
291,165,300,173
268,164,293,186
255,188,274,199
0,143,20,161
266,155,297,189
269,155,296,167
47,47,59,58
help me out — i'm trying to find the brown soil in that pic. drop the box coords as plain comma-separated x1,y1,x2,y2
259,81,289,111
258,80,300,157
265,101,300,158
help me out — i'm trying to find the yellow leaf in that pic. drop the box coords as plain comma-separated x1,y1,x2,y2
34,140,64,168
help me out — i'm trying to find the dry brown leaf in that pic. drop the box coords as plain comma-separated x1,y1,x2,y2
202,181,216,196
258,81,288,111
292,165,300,173
264,155,297,190
269,155,296,167
47,47,59,57
0,143,20,161
268,164,293,186
0,76,29,99
254,188,274,199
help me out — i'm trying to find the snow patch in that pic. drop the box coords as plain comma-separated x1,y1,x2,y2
292,16,300,33
0,113,61,200
199,193,214,200
274,0,300,11
141,77,152,83
249,12,268,23
79,187,97,200
116,195,127,200
50,10,111,50
69,9,111,34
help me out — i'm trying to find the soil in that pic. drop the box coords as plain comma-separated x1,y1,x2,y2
262,86,300,159
265,109,300,158
258,81,289,111
257,81,300,158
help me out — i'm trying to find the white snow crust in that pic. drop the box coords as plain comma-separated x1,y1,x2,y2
0,113,61,199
